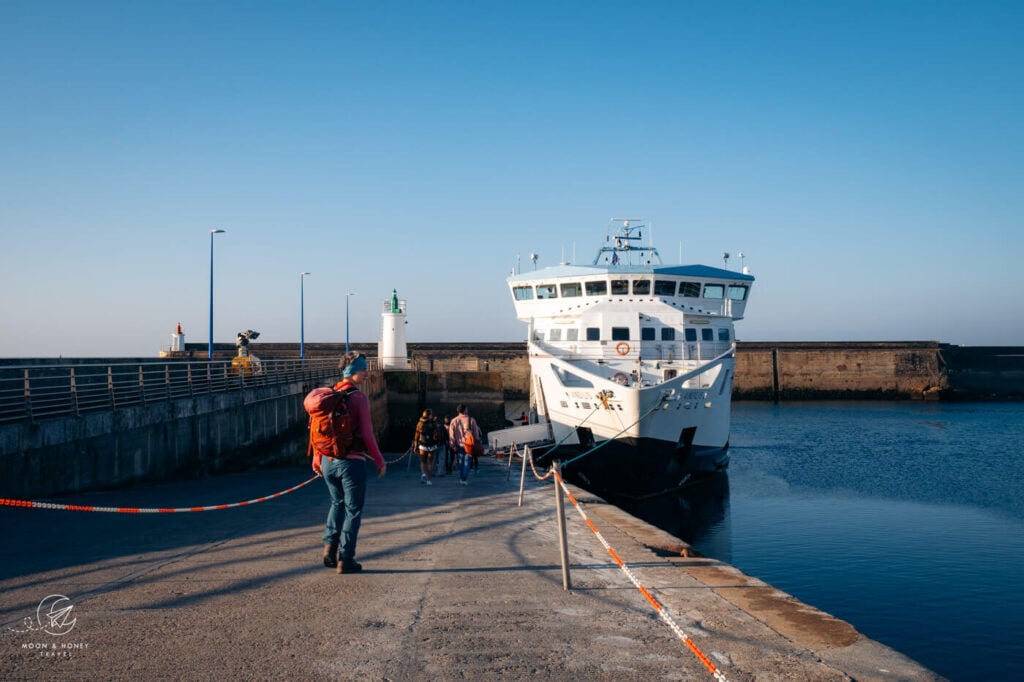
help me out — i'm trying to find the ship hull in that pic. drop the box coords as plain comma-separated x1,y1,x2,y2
538,437,729,501
530,351,735,500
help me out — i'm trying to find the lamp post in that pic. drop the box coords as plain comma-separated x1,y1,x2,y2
300,272,311,359
208,229,226,362
345,292,354,354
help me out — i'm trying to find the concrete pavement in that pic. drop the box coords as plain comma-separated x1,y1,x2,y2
1,453,942,681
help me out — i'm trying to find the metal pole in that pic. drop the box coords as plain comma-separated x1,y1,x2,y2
517,444,529,507
553,460,572,590
345,292,354,354
208,229,225,362
300,272,311,359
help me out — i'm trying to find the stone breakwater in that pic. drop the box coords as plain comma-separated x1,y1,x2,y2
249,340,1021,401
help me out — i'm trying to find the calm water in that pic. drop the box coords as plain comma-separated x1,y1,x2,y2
625,402,1024,681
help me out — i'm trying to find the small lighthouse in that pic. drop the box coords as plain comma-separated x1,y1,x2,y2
378,289,411,370
171,323,185,352
160,322,190,357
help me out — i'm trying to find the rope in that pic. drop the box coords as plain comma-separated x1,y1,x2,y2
553,469,729,682
559,400,666,468
0,475,320,513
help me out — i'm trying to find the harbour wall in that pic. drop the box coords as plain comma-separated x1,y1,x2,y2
2,342,1020,498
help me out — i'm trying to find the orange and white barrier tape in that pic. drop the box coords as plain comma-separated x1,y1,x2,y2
0,475,319,513
553,469,729,682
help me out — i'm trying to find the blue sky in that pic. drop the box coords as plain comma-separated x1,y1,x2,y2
2,1,1022,357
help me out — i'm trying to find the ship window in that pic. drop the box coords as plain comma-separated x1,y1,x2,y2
701,328,714,341
549,329,562,341
727,285,748,301
533,329,545,341
611,280,629,295
566,328,579,341
585,280,607,296
632,279,651,295
561,282,582,297
536,284,558,299
718,328,730,341
685,328,697,342
611,327,630,341
513,286,534,301
703,284,724,299
641,327,655,341
654,280,676,296
586,327,600,341
661,328,676,341
679,281,701,297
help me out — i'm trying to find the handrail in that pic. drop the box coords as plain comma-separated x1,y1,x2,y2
0,358,356,425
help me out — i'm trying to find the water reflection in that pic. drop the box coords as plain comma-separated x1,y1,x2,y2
618,472,733,563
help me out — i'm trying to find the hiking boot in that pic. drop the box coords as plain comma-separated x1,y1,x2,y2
338,559,363,574
322,542,338,568
420,474,427,484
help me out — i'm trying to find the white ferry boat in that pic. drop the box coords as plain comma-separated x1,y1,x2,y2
506,219,754,499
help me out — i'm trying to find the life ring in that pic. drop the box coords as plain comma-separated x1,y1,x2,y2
612,372,629,385
615,342,630,356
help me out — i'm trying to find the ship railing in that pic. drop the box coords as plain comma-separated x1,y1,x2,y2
530,339,733,363
541,344,735,390
0,358,348,425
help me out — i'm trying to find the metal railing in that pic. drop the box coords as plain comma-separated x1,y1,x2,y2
0,358,350,425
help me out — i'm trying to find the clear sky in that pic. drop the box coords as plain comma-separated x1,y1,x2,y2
2,1,1022,358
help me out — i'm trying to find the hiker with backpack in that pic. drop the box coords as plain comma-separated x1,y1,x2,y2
306,352,386,575
415,408,440,486
448,404,483,486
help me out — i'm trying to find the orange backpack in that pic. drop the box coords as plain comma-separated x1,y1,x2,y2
461,417,482,456
304,386,357,458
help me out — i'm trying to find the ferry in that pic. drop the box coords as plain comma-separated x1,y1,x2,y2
505,219,754,499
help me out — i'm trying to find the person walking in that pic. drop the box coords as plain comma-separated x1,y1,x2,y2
415,408,439,486
314,352,386,574
448,404,482,486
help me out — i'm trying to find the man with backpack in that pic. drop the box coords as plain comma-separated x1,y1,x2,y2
308,352,386,574
448,404,482,486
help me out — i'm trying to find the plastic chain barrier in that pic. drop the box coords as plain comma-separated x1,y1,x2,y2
0,475,320,513
552,469,730,682
384,448,413,465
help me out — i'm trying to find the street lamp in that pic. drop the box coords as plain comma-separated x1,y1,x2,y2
300,272,311,359
345,292,355,354
208,229,226,362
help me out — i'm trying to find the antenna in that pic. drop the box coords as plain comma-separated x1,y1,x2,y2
722,251,730,268
530,253,539,270
738,252,745,270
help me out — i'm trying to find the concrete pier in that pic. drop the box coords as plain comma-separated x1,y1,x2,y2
1,456,940,681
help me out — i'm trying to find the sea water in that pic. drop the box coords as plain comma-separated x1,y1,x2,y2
626,402,1024,681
